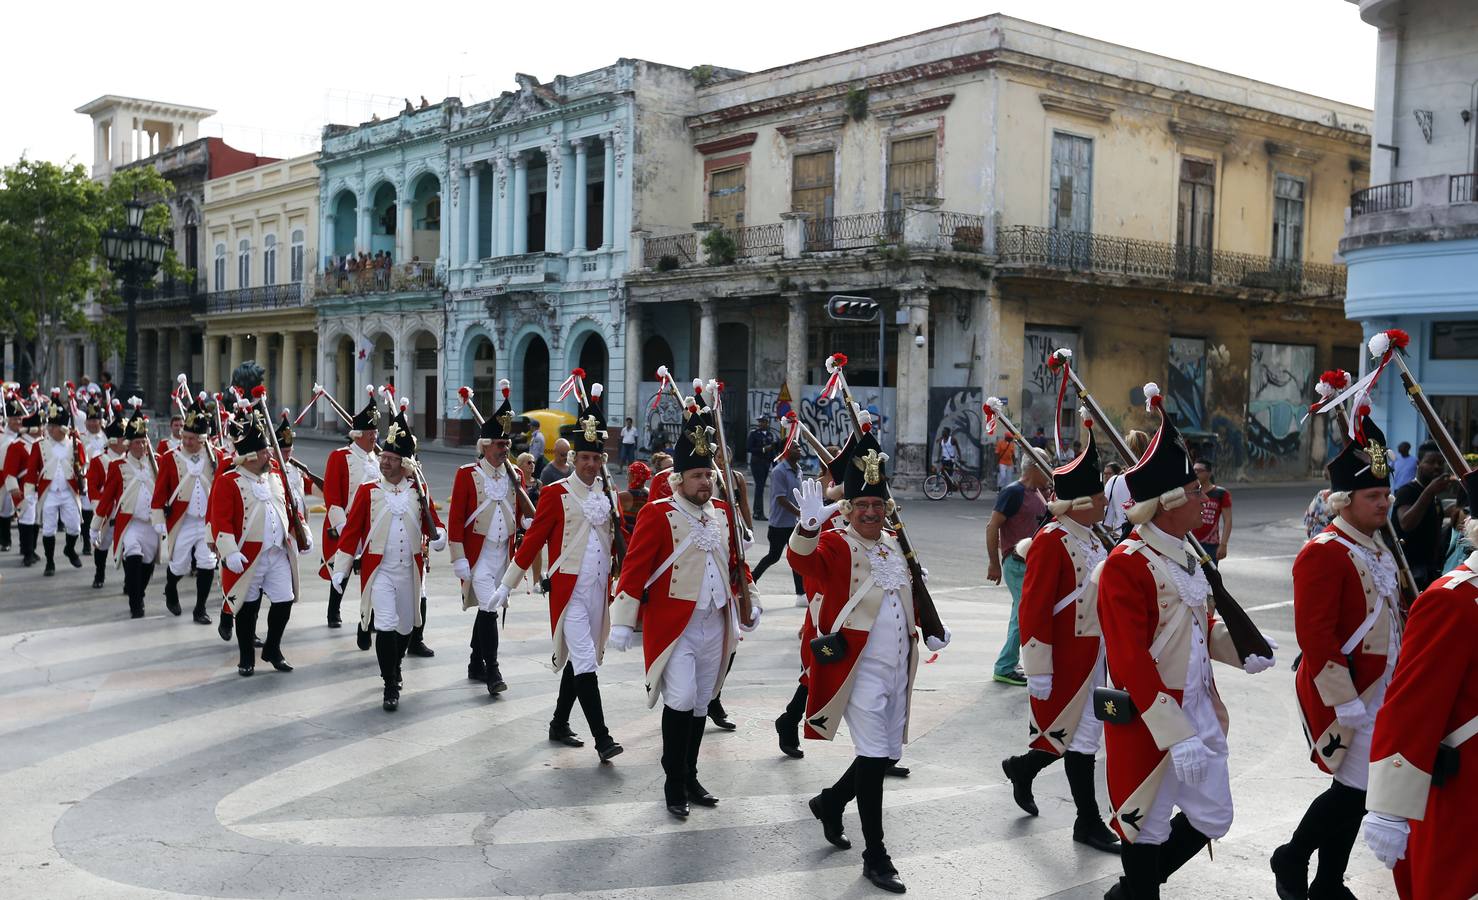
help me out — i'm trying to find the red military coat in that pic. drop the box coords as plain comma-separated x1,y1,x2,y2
206,465,299,606
795,510,846,687
1019,517,1106,755
85,449,118,504
448,458,523,609
3,435,34,500
1367,557,1478,900
150,445,226,555
27,435,85,501
330,478,443,630
786,524,919,741
154,436,181,457
1097,525,1241,843
94,454,154,565
612,493,749,708
320,443,378,576
1292,517,1401,773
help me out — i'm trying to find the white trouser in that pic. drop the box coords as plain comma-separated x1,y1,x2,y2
239,545,295,605
845,649,911,760
370,563,417,635
472,545,511,612
0,489,14,517
18,494,36,526
41,488,81,536
660,602,727,713
562,574,608,676
94,520,114,549
1066,651,1108,755
167,515,217,576
1136,686,1234,844
120,519,159,564
1333,653,1395,791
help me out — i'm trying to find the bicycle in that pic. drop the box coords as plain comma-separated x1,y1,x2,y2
922,462,982,501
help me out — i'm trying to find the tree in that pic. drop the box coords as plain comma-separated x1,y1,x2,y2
0,159,181,385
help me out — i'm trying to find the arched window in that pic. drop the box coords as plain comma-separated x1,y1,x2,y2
263,233,277,285
213,242,227,290
290,229,305,282
237,239,251,289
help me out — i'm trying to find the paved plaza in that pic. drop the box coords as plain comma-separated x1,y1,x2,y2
0,458,1401,898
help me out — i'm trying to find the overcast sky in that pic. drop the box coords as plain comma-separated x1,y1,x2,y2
6,0,1375,167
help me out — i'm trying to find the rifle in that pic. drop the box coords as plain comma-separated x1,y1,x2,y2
455,386,537,520
251,388,313,553
1386,351,1474,480
826,360,946,642
1061,363,1273,662
706,379,757,628
318,387,438,541
1327,403,1421,610
288,456,325,493
568,374,628,578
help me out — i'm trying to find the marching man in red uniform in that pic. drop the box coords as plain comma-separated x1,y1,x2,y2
330,404,447,711
208,411,307,677
321,387,380,629
1001,413,1120,855
27,400,87,576
151,394,226,625
155,413,183,456
786,425,949,893
84,413,127,589
1362,470,1478,900
612,392,758,816
450,380,526,697
1097,384,1275,900
5,401,41,566
496,383,623,762
93,408,160,618
1274,413,1401,899
0,390,25,554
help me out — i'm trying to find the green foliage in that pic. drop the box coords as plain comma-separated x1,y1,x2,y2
0,158,180,381
690,65,716,86
656,254,680,272
845,86,869,122
702,227,738,266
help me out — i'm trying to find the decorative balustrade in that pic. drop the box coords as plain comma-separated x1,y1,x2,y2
204,282,304,314
804,210,904,251
643,232,696,268
1350,181,1413,217
1450,173,1478,204
314,266,443,296
734,222,783,258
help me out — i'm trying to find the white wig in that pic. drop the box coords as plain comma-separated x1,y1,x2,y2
1126,486,1189,526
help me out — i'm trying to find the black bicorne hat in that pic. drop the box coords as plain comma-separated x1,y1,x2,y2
1123,383,1194,504
276,409,295,448
383,403,418,458
103,417,126,440
350,385,380,434
480,379,517,442
843,424,889,501
672,392,717,473
570,381,608,455
1053,414,1103,501
45,400,70,428
3,391,24,419
233,410,268,456
123,412,150,442
1327,411,1393,494
183,392,213,435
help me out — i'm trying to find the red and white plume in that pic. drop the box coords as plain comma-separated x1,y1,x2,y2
498,378,511,399
1143,382,1162,413
983,396,1006,436
457,385,473,403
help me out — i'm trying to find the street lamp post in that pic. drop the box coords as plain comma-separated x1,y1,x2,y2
101,199,168,404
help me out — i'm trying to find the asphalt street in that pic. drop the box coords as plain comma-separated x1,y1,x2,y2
0,458,1400,899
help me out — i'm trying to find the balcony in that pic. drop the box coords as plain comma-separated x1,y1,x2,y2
995,225,1346,298
101,276,204,314
204,282,305,314
1342,172,1478,254
313,265,444,297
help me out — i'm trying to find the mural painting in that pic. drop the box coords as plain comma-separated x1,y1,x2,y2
1022,326,1079,449
927,387,985,473
1167,336,1208,432
1246,341,1314,475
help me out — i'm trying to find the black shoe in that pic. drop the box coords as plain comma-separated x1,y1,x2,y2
1270,843,1309,900
486,676,508,696
92,572,105,589
862,853,907,894
886,764,910,778
194,610,212,625
686,779,719,806
130,607,145,619
356,625,372,651
809,793,851,849
407,641,435,658
165,597,181,616
264,655,294,673
1002,756,1040,816
383,689,400,712
708,702,736,731
1308,884,1356,900
596,736,624,763
43,560,55,576
238,665,254,677
217,616,233,642
548,721,585,747
253,638,263,647
776,716,805,758
65,550,83,568
665,793,690,818
1073,817,1122,854
467,659,486,681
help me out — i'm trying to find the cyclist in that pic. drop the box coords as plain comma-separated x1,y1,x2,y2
936,427,961,479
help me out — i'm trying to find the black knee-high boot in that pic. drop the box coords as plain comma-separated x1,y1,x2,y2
1112,840,1163,900
92,548,107,588
1274,779,1346,897
122,555,144,617
1002,748,1059,816
549,662,582,745
64,533,82,567
164,570,183,615
1308,782,1366,897
234,600,261,675
474,610,505,693
326,583,344,627
376,631,400,710
467,615,487,681
21,523,39,565
776,682,807,757
855,756,904,891
80,510,93,553
1,513,12,550
193,568,214,624
42,535,56,575
1064,751,1120,853
394,631,410,689
809,756,857,849
685,711,717,804
261,601,294,672
1157,812,1210,883
407,595,434,657
575,671,622,760
661,705,693,817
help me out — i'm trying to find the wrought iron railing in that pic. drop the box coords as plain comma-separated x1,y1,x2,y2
643,232,696,268
804,210,904,251
205,282,305,314
1450,173,1478,204
1350,181,1413,217
994,225,1347,297
734,222,783,258
313,266,443,296
939,211,986,251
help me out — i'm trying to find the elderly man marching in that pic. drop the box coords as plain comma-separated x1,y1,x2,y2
94,409,160,618
611,393,757,817
1001,414,1121,855
451,381,526,697
1097,385,1275,900
331,405,447,711
1361,471,1478,900
494,384,623,762
0,390,28,555
208,412,305,676
1271,414,1402,899
151,394,226,625
84,412,127,589
321,388,380,630
27,400,87,576
785,426,949,894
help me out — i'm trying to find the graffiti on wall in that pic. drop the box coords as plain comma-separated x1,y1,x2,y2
928,387,985,472
1022,326,1079,448
636,382,896,458
1167,336,1207,432
1246,341,1314,472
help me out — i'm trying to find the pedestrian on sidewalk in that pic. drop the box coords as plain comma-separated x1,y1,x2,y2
539,438,572,486
1391,441,1417,489
750,443,804,606
995,432,1016,489
620,417,637,468
985,448,1050,686
1190,459,1232,566
1394,442,1453,590
747,416,774,521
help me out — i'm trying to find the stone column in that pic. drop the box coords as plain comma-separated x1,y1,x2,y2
786,293,808,395
466,163,482,266
398,198,413,263
572,139,589,253
628,230,648,274
176,329,192,383
894,287,931,483
600,134,616,250
395,338,415,421
280,331,299,412
512,153,529,255
356,199,371,255
228,333,245,374
496,154,513,258
450,168,465,269
203,334,220,394
543,141,565,255
697,300,718,381
84,341,100,385
139,330,158,406
693,222,719,265
624,306,642,424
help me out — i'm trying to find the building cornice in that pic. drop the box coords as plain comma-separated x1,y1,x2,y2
445,95,622,146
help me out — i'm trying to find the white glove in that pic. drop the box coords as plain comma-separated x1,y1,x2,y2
739,603,763,633
300,531,314,552
1027,673,1053,700
453,558,471,581
1362,811,1409,869
521,517,533,530
1335,697,1373,730
793,478,841,532
921,566,930,584
1243,654,1275,675
430,526,448,552
608,624,635,651
327,505,347,531
925,625,952,653
90,527,103,548
332,569,350,591
1263,634,1280,650
224,552,248,573
1170,736,1210,786
488,584,510,612
154,522,168,538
